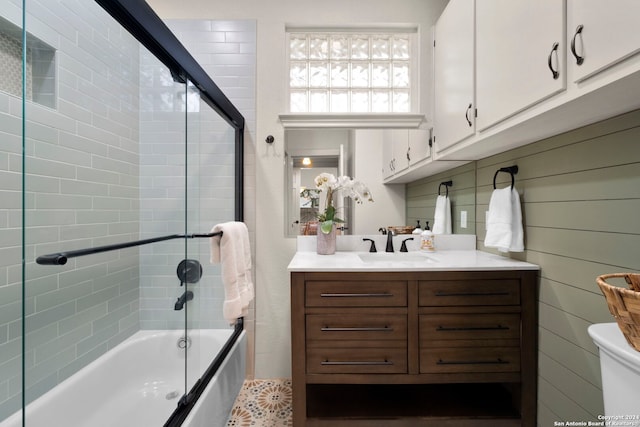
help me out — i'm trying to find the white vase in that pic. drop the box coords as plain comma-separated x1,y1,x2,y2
316,225,336,255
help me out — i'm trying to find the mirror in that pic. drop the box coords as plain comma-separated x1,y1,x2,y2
285,128,476,237
285,129,353,237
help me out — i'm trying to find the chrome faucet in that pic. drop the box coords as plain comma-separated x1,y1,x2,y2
385,229,395,252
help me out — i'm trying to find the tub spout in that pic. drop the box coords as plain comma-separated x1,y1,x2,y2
174,290,194,310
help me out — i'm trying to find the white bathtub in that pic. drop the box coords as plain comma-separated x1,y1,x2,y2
0,329,246,427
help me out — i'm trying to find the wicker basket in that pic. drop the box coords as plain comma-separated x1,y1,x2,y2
387,226,415,235
596,273,640,352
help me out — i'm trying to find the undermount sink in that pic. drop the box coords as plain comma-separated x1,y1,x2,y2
358,252,436,264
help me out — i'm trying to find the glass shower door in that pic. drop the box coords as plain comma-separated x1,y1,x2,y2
138,35,190,424
5,1,244,425
183,78,238,405
16,1,191,425
0,1,27,424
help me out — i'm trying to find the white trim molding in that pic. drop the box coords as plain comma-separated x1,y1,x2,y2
279,113,425,129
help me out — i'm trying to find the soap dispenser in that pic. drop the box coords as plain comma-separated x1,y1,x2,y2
420,221,435,251
412,220,423,234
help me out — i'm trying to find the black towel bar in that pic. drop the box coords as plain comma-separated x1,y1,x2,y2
36,231,223,266
493,165,518,189
438,180,453,197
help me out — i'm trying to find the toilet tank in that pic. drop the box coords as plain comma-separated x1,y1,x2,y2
588,323,640,417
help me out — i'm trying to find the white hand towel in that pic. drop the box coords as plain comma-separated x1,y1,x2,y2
484,187,524,252
508,189,524,252
433,195,452,234
210,221,254,324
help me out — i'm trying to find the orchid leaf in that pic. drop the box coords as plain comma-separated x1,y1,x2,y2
325,205,336,221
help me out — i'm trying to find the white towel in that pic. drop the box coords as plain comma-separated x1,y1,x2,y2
432,195,452,234
484,187,524,252
210,222,254,324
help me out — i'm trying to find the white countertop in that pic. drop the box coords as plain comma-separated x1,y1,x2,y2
288,250,540,272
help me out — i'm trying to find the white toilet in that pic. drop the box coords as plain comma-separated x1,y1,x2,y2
588,323,640,416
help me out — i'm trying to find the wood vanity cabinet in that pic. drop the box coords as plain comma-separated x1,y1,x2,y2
290,270,538,427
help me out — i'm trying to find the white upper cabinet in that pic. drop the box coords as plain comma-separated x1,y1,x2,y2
386,0,640,182
408,129,431,167
381,130,395,180
476,0,566,132
390,129,410,175
433,0,475,153
382,128,440,183
381,129,409,179
568,0,640,83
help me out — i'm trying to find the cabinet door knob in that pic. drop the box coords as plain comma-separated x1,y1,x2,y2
548,42,560,80
465,103,473,127
570,24,585,65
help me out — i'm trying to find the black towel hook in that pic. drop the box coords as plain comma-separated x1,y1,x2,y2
438,180,453,197
493,165,518,189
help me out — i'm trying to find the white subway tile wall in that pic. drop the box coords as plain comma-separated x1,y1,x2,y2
0,1,141,419
162,19,257,373
138,19,256,330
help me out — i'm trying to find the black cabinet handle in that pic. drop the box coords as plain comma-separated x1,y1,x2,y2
465,103,473,127
434,291,510,297
437,358,508,365
320,293,394,298
321,326,393,332
322,360,393,366
436,325,509,332
548,42,560,80
571,24,584,65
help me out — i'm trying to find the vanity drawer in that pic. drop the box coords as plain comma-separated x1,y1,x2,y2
306,281,407,307
307,347,407,374
307,314,407,341
420,314,520,342
419,280,520,306
420,347,520,374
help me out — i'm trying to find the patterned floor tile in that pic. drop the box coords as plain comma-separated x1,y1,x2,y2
226,378,292,427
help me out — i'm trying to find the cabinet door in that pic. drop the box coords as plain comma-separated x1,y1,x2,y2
382,129,409,177
381,130,395,179
568,0,640,83
476,0,565,132
390,129,410,174
408,129,431,166
433,0,475,153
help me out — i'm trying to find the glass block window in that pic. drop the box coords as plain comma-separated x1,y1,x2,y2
287,31,416,113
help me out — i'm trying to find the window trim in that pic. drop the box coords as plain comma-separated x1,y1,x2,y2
278,112,424,129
